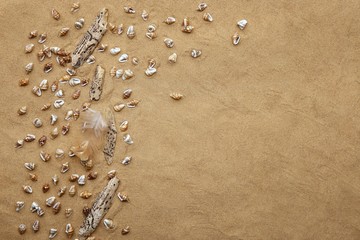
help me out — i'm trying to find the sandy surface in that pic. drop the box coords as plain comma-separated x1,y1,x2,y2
1,0,360,239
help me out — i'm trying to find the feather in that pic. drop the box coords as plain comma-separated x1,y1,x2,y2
82,108,108,138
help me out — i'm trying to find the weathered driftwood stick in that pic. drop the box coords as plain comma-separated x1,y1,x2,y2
89,65,105,101
78,176,120,239
72,8,108,68
103,110,117,165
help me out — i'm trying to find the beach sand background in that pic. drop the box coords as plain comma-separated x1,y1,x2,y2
0,0,360,239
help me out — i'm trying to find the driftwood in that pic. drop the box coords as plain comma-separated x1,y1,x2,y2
89,65,105,101
103,110,117,165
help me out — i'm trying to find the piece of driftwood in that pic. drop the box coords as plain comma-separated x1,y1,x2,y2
89,65,105,101
103,110,117,165
72,8,108,68
78,177,120,239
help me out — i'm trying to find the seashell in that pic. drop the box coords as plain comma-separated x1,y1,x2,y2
127,99,140,108
81,78,89,87
43,45,51,58
87,171,98,180
32,86,42,97
25,162,35,171
30,201,39,212
168,53,177,63
232,32,240,45
18,224,26,235
117,193,129,202
80,191,92,199
65,208,73,217
110,66,117,77
25,43,34,53
73,108,80,120
39,79,48,90
54,99,65,109
117,24,124,35
52,8,60,20
49,228,58,239
40,150,51,161
110,47,121,55
127,25,135,39
38,33,47,44
59,27,70,37
69,174,79,182
37,207,45,217
69,185,76,196
98,43,107,52
164,16,176,25
122,69,134,80
78,175,86,185
69,77,81,86
71,2,80,12
62,123,70,135
191,49,202,58
123,133,134,144
124,6,135,14
121,156,132,165
132,57,139,65
66,68,76,76
203,12,213,22
86,55,96,64
147,23,157,33
65,223,74,238
182,25,194,33
32,220,40,233
108,23,117,34
42,183,50,193
65,110,74,120
148,58,157,68
118,53,128,63
164,37,174,48
50,47,60,54
113,103,125,112
170,92,183,100
197,2,208,11
145,67,157,76
38,49,45,61
16,201,25,212
52,202,61,214
82,102,91,111
61,162,70,173
75,18,85,29
38,135,47,146
107,170,116,179
68,150,75,157
56,56,65,66
141,10,149,21
115,69,124,79
19,78,29,86
103,219,115,230
15,139,24,148
45,196,56,207
145,32,157,39
25,62,34,74
83,205,91,216
55,148,64,158
121,226,130,235
23,185,33,194
29,173,38,181
51,81,58,92
50,114,58,125
237,19,248,30
29,30,38,39
24,133,36,142
52,174,59,185
33,118,43,128
70,90,81,100
44,62,53,73
123,89,132,99
83,159,93,170
41,104,51,111
58,186,67,197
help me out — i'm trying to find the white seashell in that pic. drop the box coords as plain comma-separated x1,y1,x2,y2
124,6,135,14
98,43,108,52
49,228,58,239
147,23,157,33
15,139,24,148
191,49,202,58
69,185,76,196
40,151,51,161
65,208,73,218
117,193,129,202
110,66,117,77
164,16,176,25
122,69,134,80
114,103,125,112
123,133,133,145
55,148,64,159
168,53,177,63
32,86,42,97
141,10,149,21
122,226,130,235
52,174,59,185
58,186,67,196
170,92,183,100
104,219,115,230
25,43,34,53
50,114,58,125
23,185,33,194
33,118,43,128
123,89,132,99
78,175,86,185
145,67,157,76
232,32,240,45
86,55,96,64
110,47,121,55
51,81,58,92
30,201,39,212
107,170,116,179
39,79,48,90
118,53,128,63
36,207,44,217
117,24,124,35
115,69,124,79
145,32,157,39
65,223,74,238
121,156,132,165
59,27,70,37
75,18,84,29
237,19,247,30
32,220,40,232
71,2,80,13
197,2,208,11
132,57,139,65
18,224,26,235
24,162,36,171
66,68,76,76
50,47,60,54
164,38,174,48
119,120,129,132
38,33,47,44
127,99,140,108
25,62,34,74
54,99,65,109
24,134,36,142
65,110,74,121
203,12,213,22
127,25,135,39
55,89,64,98
16,201,25,212
46,196,56,207
69,78,81,86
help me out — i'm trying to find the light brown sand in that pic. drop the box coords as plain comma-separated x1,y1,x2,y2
1,0,360,239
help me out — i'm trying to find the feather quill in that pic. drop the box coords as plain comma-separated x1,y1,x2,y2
82,108,108,138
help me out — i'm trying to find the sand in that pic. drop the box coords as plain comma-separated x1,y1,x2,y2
1,0,360,239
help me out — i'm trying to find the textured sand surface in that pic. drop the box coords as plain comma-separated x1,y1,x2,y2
1,0,360,239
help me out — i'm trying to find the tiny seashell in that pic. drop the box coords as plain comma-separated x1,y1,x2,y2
62,123,70,135
52,174,59,185
108,23,117,34
83,205,91,216
37,207,45,217
148,58,157,68
132,57,139,65
122,69,134,80
25,43,34,53
164,16,176,25
52,8,60,20
87,171,98,180
40,151,51,161
25,162,35,171
237,19,248,30
32,220,40,233
55,148,64,158
78,175,86,185
44,62,53,73
56,89,65,98
164,37,174,48
29,173,38,181
25,62,34,74
121,156,132,165
56,56,66,66
51,81,58,92
16,201,25,212
65,223,74,238
33,118,43,128
110,47,121,55
38,33,47,44
86,55,96,64
69,174,79,182
145,67,157,76
65,208,73,217
82,102,91,111
127,25,135,39
49,228,58,239
69,77,81,86
52,202,61,214
59,27,70,37
32,86,42,97
50,114,58,125
68,150,75,157
81,78,89,87
30,201,39,212
54,99,65,109
117,24,124,35
117,193,129,202
168,53,177,63
145,32,157,39
39,79,48,90
66,68,76,76
116,69,124,79
19,78,29,86
15,139,24,148
38,50,45,62
80,191,92,199
170,92,184,100
110,66,117,77
124,6,135,14
46,196,56,207
61,162,69,173
107,170,116,179
191,49,202,58
197,2,208,11
43,45,51,58
71,89,81,100
29,30,38,39
23,185,33,194
123,89,132,99
141,10,149,21
104,219,115,230
58,186,67,197
41,104,51,111
118,53,128,63
42,183,50,193
50,47,60,54
18,224,26,235
203,12,213,22
38,135,47,147
123,133,134,145
75,18,84,29
113,103,125,112
182,24,194,33
65,110,74,120
121,226,130,235
232,32,240,45
71,2,80,12
73,108,80,120
68,185,76,196
147,23,157,33
127,99,140,108
98,43,107,52
24,133,36,142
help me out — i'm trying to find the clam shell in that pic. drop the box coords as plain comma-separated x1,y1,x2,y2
110,66,117,77
16,201,25,212
15,139,24,148
59,27,70,37
24,134,36,142
69,185,76,196
107,170,116,179
80,191,92,199
232,32,240,45
164,38,174,48
124,6,135,13
117,193,129,202
49,228,58,239
33,118,43,128
62,123,70,135
25,43,34,53
127,25,135,39
197,2,208,11
104,219,115,230
121,226,130,235
42,183,50,193
78,175,86,185
69,77,81,86
52,202,61,214
58,186,67,197
50,114,58,125
46,196,56,207
29,30,38,39
118,53,129,63
127,99,140,108
121,156,132,165
52,8,60,20
141,10,149,21
32,220,40,232
145,32,157,39
25,63,33,74
122,69,134,80
123,89,132,99
61,162,69,173
18,224,26,234
191,49,202,58
147,23,157,33
237,19,248,30
52,174,59,185
203,12,213,22
40,151,51,161
54,99,65,109
168,53,177,63
98,43,108,52
23,185,33,194
55,148,64,158
116,69,124,79
110,47,121,55
72,89,81,99
123,133,133,145
32,86,42,97
38,33,47,44
19,78,29,86
24,162,35,171
114,103,125,112
65,208,73,217
164,16,176,25
65,223,74,238
145,67,157,76
71,2,80,12
38,135,47,146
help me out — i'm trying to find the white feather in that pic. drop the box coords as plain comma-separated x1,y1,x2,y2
82,108,108,137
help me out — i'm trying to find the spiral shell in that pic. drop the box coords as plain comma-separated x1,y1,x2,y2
33,118,43,128
19,78,29,86
75,18,84,29
110,66,117,77
122,69,134,80
32,220,40,233
52,8,60,20
191,49,202,58
80,191,92,199
58,186,67,197
25,43,34,53
38,33,47,44
72,89,81,99
71,2,80,12
113,103,125,112
203,12,213,22
103,219,115,230
164,16,176,25
145,32,157,39
69,77,81,86
65,223,74,238
23,185,33,194
32,86,42,97
18,106,27,115
141,10,149,21
164,38,174,48
127,25,135,39
197,2,208,11
168,53,177,63
25,63,34,74
29,30,38,39
38,135,47,147
59,27,70,37
123,89,132,99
